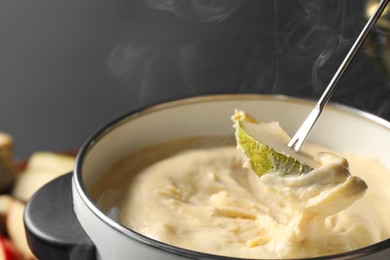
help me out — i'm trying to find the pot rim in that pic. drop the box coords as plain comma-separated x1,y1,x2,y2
73,93,390,260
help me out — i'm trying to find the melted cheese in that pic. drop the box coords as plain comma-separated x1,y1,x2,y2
116,144,390,258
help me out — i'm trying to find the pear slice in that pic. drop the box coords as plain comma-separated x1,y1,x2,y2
232,110,318,176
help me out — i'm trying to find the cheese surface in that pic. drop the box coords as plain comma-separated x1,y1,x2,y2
115,143,390,258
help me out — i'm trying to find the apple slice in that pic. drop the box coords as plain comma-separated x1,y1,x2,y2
0,196,13,235
25,152,74,173
12,152,75,202
0,236,22,260
232,109,318,176
12,170,64,202
5,200,35,259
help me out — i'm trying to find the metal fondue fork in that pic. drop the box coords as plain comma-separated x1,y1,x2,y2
288,0,390,152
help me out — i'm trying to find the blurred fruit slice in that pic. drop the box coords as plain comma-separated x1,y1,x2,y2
0,236,22,260
26,152,74,173
12,152,75,202
5,200,34,259
0,196,12,235
12,170,62,202
0,133,16,193
232,110,318,176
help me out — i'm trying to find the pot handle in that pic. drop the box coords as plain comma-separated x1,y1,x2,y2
24,172,96,260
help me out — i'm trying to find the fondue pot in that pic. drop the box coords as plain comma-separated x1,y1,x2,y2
24,94,390,260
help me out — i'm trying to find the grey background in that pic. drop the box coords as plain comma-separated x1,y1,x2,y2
1,0,389,159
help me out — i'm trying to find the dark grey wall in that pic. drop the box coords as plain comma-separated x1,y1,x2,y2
0,0,389,158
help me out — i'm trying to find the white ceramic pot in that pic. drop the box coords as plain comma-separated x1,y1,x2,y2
26,94,390,260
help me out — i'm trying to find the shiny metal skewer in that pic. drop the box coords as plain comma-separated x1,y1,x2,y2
288,0,389,152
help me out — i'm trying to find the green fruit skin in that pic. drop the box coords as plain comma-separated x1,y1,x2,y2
236,126,313,176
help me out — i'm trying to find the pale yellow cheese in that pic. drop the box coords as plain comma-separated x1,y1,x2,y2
115,144,389,258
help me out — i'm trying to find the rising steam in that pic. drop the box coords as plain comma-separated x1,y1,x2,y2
106,0,390,119
145,0,242,22
107,43,154,80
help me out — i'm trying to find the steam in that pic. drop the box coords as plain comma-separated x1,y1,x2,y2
311,37,354,94
303,1,354,94
106,0,390,119
272,1,355,96
145,0,242,22
107,43,160,102
299,0,390,120
107,43,154,80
